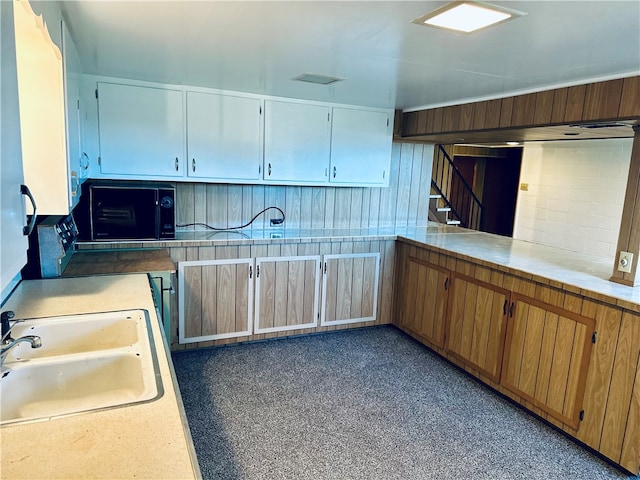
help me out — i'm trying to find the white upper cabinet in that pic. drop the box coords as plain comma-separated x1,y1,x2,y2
14,0,73,215
61,19,83,207
329,107,392,186
1,0,28,298
97,82,184,177
186,91,262,181
263,100,331,183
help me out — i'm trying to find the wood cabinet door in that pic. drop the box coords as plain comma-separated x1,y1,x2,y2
255,255,321,334
178,259,253,343
329,107,392,186
186,91,262,181
263,100,330,183
501,294,595,429
97,82,184,177
399,256,449,348
321,253,380,326
445,274,510,382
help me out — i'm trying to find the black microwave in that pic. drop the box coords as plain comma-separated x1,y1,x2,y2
87,182,175,241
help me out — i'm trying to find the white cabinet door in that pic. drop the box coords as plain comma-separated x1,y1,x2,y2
329,107,392,186
97,82,184,177
1,0,28,298
61,20,82,209
186,91,262,181
264,100,330,183
14,0,70,215
321,252,380,326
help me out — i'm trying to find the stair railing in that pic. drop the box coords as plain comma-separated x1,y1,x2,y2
432,145,483,230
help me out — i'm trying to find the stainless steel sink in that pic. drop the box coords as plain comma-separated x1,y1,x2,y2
0,310,163,426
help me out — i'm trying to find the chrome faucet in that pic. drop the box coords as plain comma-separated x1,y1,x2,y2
1,311,41,365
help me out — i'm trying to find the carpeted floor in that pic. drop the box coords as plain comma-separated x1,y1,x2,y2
172,326,637,480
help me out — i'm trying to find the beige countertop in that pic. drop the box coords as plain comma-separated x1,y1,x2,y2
75,222,640,309
0,274,200,479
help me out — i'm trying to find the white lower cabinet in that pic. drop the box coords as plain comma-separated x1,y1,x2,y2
321,253,380,326
178,251,380,344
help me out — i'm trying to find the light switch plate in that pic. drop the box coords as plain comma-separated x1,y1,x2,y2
618,251,634,273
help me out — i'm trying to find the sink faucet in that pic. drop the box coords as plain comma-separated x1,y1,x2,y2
1,311,41,365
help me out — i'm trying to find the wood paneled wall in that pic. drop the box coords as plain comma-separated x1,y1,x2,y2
402,76,640,138
175,142,434,231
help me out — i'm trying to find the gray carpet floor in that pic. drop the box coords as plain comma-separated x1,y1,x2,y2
172,326,638,480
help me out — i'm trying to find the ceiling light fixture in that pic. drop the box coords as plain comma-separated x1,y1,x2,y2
412,1,524,34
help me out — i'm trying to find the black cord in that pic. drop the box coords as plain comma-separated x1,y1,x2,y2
177,206,285,231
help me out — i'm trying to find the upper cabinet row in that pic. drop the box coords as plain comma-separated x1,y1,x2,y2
96,82,393,187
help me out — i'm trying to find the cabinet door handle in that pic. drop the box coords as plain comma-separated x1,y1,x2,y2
333,166,337,178
259,164,262,175
70,171,79,197
509,302,515,317
503,300,507,316
175,157,179,171
444,277,449,291
20,184,37,235
81,152,89,170
268,163,272,176
192,158,196,173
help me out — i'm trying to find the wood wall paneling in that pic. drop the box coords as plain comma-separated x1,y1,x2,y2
499,97,514,128
441,105,461,132
472,101,488,130
432,108,444,133
459,103,475,131
583,79,624,121
511,93,536,127
551,88,569,124
619,77,640,118
563,84,587,123
533,90,555,125
485,99,502,129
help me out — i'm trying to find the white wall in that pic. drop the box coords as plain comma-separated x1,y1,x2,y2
513,138,633,260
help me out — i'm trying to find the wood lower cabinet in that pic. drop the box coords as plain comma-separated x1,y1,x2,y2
445,274,510,382
321,253,380,326
255,255,321,334
501,294,595,429
399,256,449,348
394,241,640,474
178,258,253,343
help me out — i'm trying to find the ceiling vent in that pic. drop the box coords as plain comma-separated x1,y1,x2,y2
292,73,344,85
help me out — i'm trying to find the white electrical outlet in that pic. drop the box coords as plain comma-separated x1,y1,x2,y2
618,251,634,273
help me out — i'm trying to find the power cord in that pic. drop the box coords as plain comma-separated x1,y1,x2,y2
177,206,285,231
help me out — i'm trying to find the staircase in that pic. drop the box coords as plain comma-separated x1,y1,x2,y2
429,145,483,230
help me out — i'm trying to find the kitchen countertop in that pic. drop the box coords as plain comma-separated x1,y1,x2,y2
0,274,200,479
75,222,640,310
63,248,176,277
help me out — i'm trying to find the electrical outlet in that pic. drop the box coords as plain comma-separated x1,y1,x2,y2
618,251,634,273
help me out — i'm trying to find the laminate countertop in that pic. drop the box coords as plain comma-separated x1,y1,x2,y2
75,223,640,311
63,248,175,277
0,274,200,479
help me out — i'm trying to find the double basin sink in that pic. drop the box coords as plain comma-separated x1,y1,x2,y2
0,310,163,426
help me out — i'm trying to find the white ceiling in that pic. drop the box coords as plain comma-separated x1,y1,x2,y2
58,1,640,110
